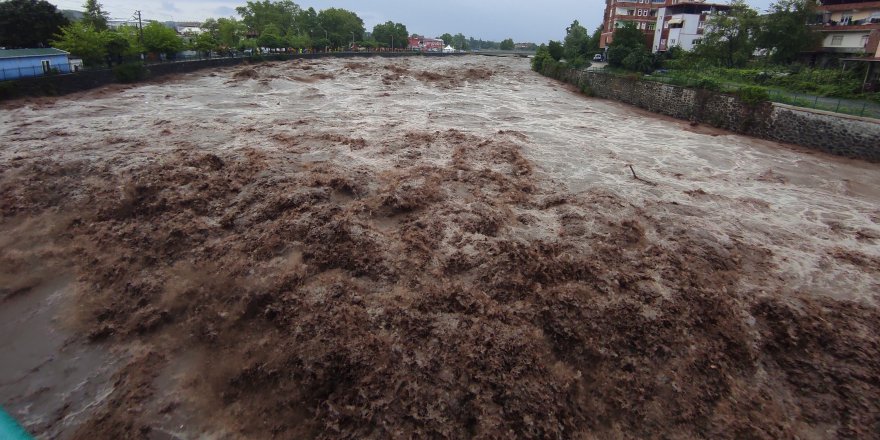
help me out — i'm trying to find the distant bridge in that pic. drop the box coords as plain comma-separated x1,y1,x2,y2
472,50,534,58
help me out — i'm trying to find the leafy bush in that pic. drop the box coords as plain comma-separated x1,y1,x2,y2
531,45,553,72
622,50,654,74
547,41,563,62
736,86,769,105
693,77,721,91
113,62,148,83
566,56,590,69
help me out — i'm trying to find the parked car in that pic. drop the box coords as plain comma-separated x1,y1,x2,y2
592,54,604,62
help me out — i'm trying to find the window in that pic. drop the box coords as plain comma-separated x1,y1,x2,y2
840,14,852,25
40,60,50,73
693,38,702,45
647,23,656,30
861,34,869,47
831,35,844,45
670,39,676,45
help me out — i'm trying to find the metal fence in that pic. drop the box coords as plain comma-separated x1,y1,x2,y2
0,50,436,83
638,72,880,119
765,89,880,119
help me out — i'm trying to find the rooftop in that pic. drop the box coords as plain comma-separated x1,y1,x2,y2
0,48,69,59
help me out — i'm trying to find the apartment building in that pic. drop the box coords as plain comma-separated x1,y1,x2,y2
652,2,730,52
811,0,880,57
600,0,665,48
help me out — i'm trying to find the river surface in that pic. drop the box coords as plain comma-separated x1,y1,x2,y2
1,54,878,438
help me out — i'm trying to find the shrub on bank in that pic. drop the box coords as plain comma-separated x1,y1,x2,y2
694,77,722,91
736,86,770,105
113,62,149,83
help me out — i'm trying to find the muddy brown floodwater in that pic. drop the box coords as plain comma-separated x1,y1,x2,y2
1,56,879,439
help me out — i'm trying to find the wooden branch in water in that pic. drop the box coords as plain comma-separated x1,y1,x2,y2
627,164,657,186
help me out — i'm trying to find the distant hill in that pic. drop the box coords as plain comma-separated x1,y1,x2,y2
62,9,84,21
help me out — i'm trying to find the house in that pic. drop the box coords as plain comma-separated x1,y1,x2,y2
107,18,141,29
174,21,204,35
809,0,880,62
652,2,730,52
0,48,74,81
407,35,444,52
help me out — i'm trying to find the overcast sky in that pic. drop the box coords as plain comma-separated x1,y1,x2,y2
48,0,775,43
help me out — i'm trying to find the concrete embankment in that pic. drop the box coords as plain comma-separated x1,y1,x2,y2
0,52,463,101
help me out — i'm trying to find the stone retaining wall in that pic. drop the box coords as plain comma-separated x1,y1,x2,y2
549,67,880,162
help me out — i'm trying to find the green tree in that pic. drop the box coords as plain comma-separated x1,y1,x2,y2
500,38,515,50
607,22,652,71
452,33,469,50
217,18,245,52
287,33,311,49
202,18,219,36
563,20,590,67
296,7,319,36
587,24,603,55
236,0,301,36
547,40,563,61
695,0,760,67
192,31,218,56
373,21,408,49
51,22,106,66
257,23,284,50
0,0,69,48
114,25,145,55
532,44,553,71
317,8,364,49
756,0,820,64
142,21,183,58
104,30,133,65
439,33,454,46
81,0,108,31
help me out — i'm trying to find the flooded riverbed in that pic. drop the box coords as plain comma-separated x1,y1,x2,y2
1,55,878,438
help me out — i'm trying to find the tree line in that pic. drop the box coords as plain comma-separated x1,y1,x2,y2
531,20,603,71
0,0,533,69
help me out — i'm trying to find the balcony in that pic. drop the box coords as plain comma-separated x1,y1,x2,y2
816,0,880,11
811,21,880,31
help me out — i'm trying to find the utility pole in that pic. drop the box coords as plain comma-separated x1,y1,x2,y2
136,10,143,41
391,35,394,52
134,10,144,60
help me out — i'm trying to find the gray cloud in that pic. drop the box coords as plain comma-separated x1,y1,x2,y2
213,6,236,17
161,1,181,13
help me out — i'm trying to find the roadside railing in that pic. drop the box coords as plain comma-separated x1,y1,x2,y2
0,49,462,83
626,71,880,119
